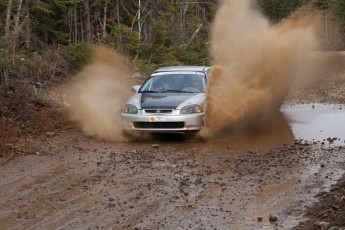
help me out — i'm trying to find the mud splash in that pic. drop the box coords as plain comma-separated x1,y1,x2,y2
201,0,319,138
144,111,294,153
67,46,132,141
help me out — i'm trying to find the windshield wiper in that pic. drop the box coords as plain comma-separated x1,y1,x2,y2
181,90,198,93
162,89,184,93
163,89,200,93
140,90,157,93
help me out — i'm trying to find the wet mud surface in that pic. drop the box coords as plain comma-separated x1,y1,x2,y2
1,115,345,230
283,104,345,145
1,53,345,229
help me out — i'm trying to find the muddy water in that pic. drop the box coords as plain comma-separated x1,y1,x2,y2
282,103,345,145
148,104,345,153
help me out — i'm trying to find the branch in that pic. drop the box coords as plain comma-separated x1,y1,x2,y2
183,23,203,49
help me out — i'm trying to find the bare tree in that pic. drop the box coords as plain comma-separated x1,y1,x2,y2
12,0,23,62
102,0,108,38
116,0,123,49
3,0,13,90
5,0,12,38
184,22,203,48
85,0,92,43
74,6,78,43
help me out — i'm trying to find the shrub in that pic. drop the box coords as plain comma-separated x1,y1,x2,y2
60,43,92,71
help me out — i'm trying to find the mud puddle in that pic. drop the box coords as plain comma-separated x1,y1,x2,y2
282,103,345,146
141,104,345,154
136,112,293,153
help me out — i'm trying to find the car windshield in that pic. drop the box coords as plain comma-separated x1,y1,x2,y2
139,72,207,93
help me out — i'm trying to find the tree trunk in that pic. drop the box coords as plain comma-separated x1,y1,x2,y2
102,0,108,38
116,0,122,50
134,0,142,61
85,0,92,43
5,0,12,38
74,7,78,43
325,9,329,48
138,0,141,40
3,0,13,90
184,23,203,48
24,4,30,49
80,8,84,42
10,0,23,66
179,1,189,41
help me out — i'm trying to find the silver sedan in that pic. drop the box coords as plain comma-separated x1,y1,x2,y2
121,66,211,133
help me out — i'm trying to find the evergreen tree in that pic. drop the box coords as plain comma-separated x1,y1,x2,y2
0,0,344,88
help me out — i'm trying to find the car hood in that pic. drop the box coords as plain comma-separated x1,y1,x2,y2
140,93,197,109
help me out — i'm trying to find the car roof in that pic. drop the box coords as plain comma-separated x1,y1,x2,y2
153,66,211,73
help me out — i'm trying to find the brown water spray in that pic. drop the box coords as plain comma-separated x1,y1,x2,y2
201,0,319,138
67,46,132,141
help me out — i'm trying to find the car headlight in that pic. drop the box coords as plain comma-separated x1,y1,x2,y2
123,104,138,114
180,104,203,114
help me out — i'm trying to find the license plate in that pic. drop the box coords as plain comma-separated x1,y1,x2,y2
149,116,165,122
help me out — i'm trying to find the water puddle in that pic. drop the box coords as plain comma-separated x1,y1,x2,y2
282,103,345,145
132,103,345,152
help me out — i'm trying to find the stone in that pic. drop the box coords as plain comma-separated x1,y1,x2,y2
315,221,331,230
269,214,278,222
46,132,56,137
151,144,159,149
329,227,339,230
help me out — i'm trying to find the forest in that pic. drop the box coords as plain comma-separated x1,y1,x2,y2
0,0,344,90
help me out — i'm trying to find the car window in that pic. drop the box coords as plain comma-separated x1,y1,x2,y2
139,72,206,93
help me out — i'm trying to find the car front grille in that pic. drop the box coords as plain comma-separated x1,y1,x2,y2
133,122,185,129
144,109,173,114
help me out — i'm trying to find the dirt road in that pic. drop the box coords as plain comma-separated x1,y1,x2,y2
1,128,344,230
0,52,345,230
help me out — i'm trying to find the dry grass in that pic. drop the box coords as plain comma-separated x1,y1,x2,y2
0,85,73,162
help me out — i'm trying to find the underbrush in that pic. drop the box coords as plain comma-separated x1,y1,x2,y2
0,85,73,162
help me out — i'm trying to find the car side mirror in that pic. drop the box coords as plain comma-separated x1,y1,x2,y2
132,85,140,92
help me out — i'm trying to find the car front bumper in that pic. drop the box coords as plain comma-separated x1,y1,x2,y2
121,110,204,133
